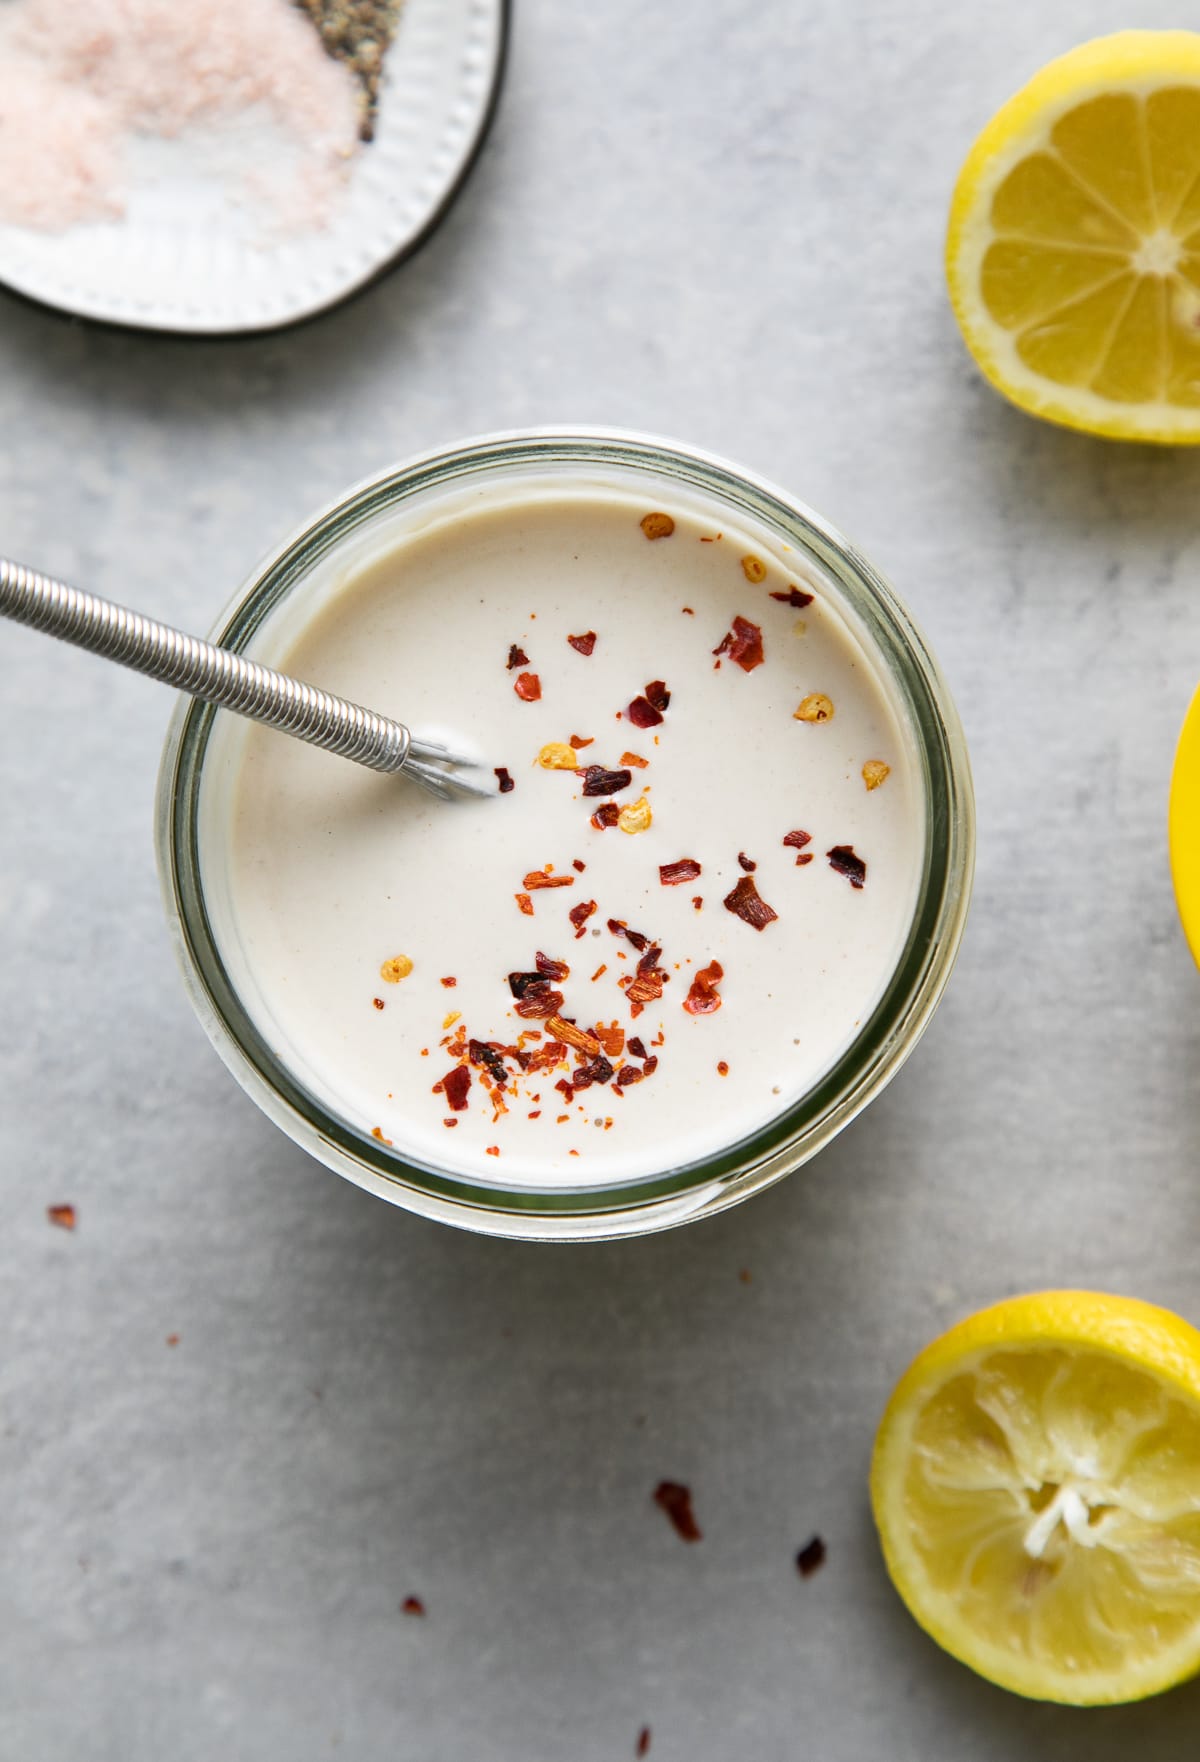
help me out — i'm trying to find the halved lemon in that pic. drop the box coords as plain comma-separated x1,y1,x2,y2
870,1291,1200,1704
946,32,1200,442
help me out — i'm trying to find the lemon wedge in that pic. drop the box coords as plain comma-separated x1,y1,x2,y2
946,32,1200,442
870,1291,1200,1703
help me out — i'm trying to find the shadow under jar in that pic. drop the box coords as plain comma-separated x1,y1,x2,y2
157,429,974,1240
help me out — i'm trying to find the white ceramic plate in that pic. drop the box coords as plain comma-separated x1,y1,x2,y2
0,0,508,335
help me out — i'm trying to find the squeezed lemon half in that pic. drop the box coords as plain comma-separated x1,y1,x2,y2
870,1291,1200,1703
946,32,1200,441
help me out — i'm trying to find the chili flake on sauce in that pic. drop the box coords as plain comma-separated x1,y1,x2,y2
569,899,598,936
580,766,633,797
659,858,701,885
723,875,778,930
712,615,764,672
827,845,867,888
441,1066,471,1110
683,961,724,1015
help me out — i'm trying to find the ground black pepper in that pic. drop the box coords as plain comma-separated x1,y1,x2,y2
294,0,404,141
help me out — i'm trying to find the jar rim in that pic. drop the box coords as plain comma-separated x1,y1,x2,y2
155,427,975,1241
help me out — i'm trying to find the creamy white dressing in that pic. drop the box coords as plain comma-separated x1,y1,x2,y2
199,481,925,1189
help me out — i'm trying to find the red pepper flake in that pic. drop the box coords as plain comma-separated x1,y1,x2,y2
636,944,662,975
783,830,812,868
568,898,598,937
567,631,597,656
827,845,867,888
616,1064,643,1086
443,1118,458,1128
659,857,701,885
625,968,665,1011
682,604,695,613
524,870,575,890
371,1125,393,1145
723,875,778,931
608,919,650,952
591,802,620,829
736,852,756,872
402,1596,426,1616
636,1727,652,1758
469,1039,509,1086
594,1021,625,1058
654,1480,702,1542
683,960,724,1015
536,951,570,980
506,643,529,670
642,1055,658,1076
621,751,649,769
627,1035,648,1060
692,896,703,911
569,733,595,749
645,680,670,712
581,765,632,797
717,1060,729,1075
514,672,541,702
485,1146,500,1156
591,963,607,981
514,983,565,1020
713,614,765,672
515,893,534,916
796,1535,827,1578
166,1333,180,1347
528,1109,541,1119
572,859,586,872
770,585,815,608
440,976,457,988
556,1114,570,1124
372,997,385,1010
574,1052,615,1088
508,970,544,997
546,1015,602,1056
626,695,663,729
47,1203,76,1231
442,1065,472,1111
494,766,515,793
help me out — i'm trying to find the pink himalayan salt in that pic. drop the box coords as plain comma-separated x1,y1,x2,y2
0,0,362,233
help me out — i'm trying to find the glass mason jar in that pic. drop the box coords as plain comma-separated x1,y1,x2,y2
156,430,974,1241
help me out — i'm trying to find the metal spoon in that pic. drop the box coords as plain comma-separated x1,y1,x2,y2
0,556,492,800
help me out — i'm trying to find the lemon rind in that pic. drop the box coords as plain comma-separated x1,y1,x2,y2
1169,683,1200,966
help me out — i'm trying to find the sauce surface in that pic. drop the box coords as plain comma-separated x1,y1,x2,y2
209,485,925,1188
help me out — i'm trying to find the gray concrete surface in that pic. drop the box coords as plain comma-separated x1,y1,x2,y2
4,1,1200,1756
